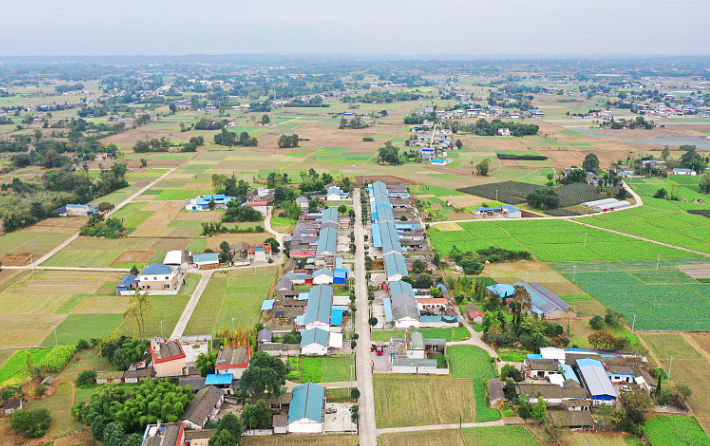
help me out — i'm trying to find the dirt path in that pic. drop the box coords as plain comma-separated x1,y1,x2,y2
376,419,504,435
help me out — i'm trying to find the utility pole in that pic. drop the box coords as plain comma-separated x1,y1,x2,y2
668,355,674,380
232,317,235,331
656,253,661,270
631,314,636,334
572,265,577,283
584,232,588,248
54,329,58,346
160,320,164,338
30,254,35,272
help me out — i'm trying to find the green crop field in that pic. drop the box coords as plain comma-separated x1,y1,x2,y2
40,313,125,346
26,382,85,437
430,219,698,263
579,205,710,254
461,426,540,446
297,357,355,383
0,349,52,385
549,261,710,331
644,416,710,446
371,327,470,342
374,375,477,428
448,345,501,422
184,271,275,336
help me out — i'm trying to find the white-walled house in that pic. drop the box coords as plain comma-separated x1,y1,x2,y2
287,382,325,433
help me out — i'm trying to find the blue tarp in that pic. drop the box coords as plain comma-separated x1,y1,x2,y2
298,292,310,301
371,223,382,248
205,374,233,385
527,354,542,359
261,299,274,311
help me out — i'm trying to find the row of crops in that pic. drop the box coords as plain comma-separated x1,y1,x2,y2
430,219,699,262
456,181,611,209
548,262,710,331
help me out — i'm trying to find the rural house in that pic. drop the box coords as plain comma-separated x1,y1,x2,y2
150,339,187,377
215,346,251,379
138,263,183,293
182,386,224,430
3,398,23,415
288,382,325,433
300,327,330,355
142,422,185,446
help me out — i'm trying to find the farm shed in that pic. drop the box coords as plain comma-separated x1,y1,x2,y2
466,304,484,322
96,371,124,384
488,378,506,409
184,429,216,446
288,382,325,433
303,285,333,331
142,423,185,446
123,368,155,383
515,282,570,319
182,386,225,430
384,252,408,282
192,253,220,268
3,398,23,415
116,273,139,295
164,250,184,266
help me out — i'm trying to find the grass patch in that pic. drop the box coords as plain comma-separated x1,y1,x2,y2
644,416,710,446
370,327,470,342
41,314,125,347
0,349,53,385
461,426,540,446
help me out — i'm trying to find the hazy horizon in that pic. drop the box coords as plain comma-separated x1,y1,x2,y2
2,0,708,57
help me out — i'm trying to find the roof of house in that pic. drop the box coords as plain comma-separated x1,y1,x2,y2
288,382,325,424
549,411,594,428
257,328,272,342
392,358,438,367
488,378,505,401
390,279,414,298
163,250,183,265
205,374,233,386
117,273,138,289
141,263,174,275
517,383,588,400
4,398,22,409
273,414,288,427
321,208,339,223
276,278,293,290
577,358,618,398
410,331,424,349
313,268,334,277
154,340,185,361
193,253,220,264
124,368,155,379
216,347,250,369
525,358,560,372
514,282,570,314
145,423,184,446
390,291,419,321
384,252,408,279
182,386,223,427
304,285,333,325
301,327,330,348
178,377,207,391
607,365,635,376
486,283,516,297
316,226,337,255
184,429,217,441
97,371,125,380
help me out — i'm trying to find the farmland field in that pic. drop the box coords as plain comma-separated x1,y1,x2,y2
461,426,540,446
644,416,710,446
40,313,125,346
448,345,501,422
26,382,84,437
297,357,355,383
560,432,633,446
430,219,697,262
379,429,466,446
578,205,710,254
548,261,710,331
0,348,53,385
373,375,477,428
371,327,470,342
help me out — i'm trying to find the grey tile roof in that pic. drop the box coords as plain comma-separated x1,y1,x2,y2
182,386,223,427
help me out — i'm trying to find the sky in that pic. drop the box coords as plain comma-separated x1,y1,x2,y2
1,0,709,57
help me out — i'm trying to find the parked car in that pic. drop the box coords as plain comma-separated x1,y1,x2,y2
326,407,337,414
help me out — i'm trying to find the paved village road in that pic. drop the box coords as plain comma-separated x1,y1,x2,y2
170,270,213,339
353,188,378,446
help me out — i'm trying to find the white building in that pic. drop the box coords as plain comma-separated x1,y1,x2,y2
288,383,325,433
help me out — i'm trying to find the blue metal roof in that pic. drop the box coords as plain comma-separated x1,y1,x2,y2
486,284,515,297
331,308,343,326
304,285,333,325
141,263,173,275
261,299,275,310
117,274,138,289
316,226,337,255
384,252,408,279
205,374,233,385
321,208,339,223
577,358,618,398
298,292,310,301
380,221,402,255
390,280,414,297
560,363,579,383
335,257,343,269
313,268,334,277
193,253,220,264
300,328,329,348
289,383,325,424
383,298,394,322
371,223,382,248
334,269,348,279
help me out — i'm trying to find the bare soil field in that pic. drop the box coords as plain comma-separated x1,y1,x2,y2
110,250,154,265
139,200,184,228
689,333,710,358
36,217,88,228
0,313,67,348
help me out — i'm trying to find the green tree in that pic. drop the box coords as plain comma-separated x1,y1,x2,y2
589,315,605,330
282,330,302,344
111,348,132,370
90,415,105,441
532,396,547,423
76,370,97,387
661,145,670,160
169,103,177,114
11,409,52,439
196,350,219,377
377,141,401,165
526,189,561,210
455,139,463,149
264,237,280,254
308,199,319,213
210,430,237,446
582,153,600,172
102,422,125,446
239,351,288,395
25,351,34,377
242,399,272,429
368,317,378,327
475,158,491,176
700,174,710,193
261,115,270,125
